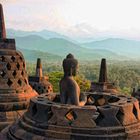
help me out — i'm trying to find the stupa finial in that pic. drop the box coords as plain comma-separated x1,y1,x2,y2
0,4,6,39
36,58,43,77
99,58,107,83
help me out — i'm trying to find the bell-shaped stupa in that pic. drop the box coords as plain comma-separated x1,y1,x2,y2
29,58,53,94
0,4,38,131
90,58,118,93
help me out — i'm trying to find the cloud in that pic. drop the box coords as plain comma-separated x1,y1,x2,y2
1,0,140,40
2,0,70,32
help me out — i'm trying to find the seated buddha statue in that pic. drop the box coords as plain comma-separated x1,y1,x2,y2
59,54,87,106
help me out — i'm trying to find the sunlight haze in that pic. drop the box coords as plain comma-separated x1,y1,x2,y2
1,0,140,40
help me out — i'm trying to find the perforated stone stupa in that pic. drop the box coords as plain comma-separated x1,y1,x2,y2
29,58,53,94
90,58,118,93
1,54,140,140
0,4,38,131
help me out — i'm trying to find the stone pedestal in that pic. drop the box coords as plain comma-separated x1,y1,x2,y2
1,93,140,140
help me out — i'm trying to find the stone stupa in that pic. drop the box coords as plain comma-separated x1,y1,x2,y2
0,4,38,131
90,58,118,93
29,58,53,94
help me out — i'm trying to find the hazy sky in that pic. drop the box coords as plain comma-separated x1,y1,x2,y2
1,0,140,39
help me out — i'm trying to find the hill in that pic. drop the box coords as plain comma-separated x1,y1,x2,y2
17,48,62,62
81,38,140,58
7,28,76,43
15,35,123,61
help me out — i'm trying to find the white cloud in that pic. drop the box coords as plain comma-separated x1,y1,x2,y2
1,0,140,39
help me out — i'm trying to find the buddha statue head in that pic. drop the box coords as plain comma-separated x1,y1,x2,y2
63,53,78,76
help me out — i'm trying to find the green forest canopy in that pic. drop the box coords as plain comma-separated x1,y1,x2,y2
26,60,140,95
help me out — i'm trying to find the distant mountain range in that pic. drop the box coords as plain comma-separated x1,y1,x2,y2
81,38,140,58
7,29,76,43
6,29,140,62
15,35,125,61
